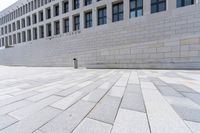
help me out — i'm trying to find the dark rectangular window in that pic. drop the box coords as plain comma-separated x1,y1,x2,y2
74,15,80,31
98,7,107,25
85,11,92,28
27,16,31,26
54,21,60,35
27,29,32,41
33,28,37,40
46,23,52,37
22,18,25,28
63,18,69,33
112,2,123,22
54,4,59,16
151,0,166,13
177,0,194,8
46,8,51,19
22,31,26,42
17,33,21,43
32,14,37,24
74,0,80,10
39,11,44,22
130,0,143,18
63,1,69,13
85,0,92,6
39,25,44,38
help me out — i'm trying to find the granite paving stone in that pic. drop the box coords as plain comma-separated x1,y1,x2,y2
40,101,95,133
72,118,112,133
0,66,199,133
111,109,150,133
9,95,61,120
0,107,61,133
0,115,17,130
88,95,121,124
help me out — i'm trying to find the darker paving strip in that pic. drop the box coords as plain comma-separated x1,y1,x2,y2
121,84,146,113
40,101,95,133
169,84,196,93
182,92,200,106
0,115,18,130
171,105,200,123
156,85,183,97
149,77,167,86
88,95,121,125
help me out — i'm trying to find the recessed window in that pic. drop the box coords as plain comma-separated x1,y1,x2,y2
46,8,51,19
39,25,44,38
54,21,60,35
22,31,26,42
130,0,143,18
112,2,124,22
73,0,80,10
63,0,69,13
151,0,166,13
85,11,92,28
46,23,52,37
74,15,80,31
177,0,194,8
17,33,21,43
9,35,12,45
27,29,32,41
22,18,25,28
98,7,107,25
33,27,37,40
12,23,16,31
27,16,31,26
32,14,37,24
17,20,20,30
63,18,69,33
54,4,59,16
13,34,16,44
85,0,92,6
39,10,44,22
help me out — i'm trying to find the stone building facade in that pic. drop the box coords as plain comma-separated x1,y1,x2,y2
0,0,200,69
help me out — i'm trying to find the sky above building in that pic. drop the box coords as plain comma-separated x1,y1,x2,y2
0,0,18,12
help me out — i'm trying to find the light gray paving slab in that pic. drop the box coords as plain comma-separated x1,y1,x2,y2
121,92,145,112
27,87,65,102
9,95,61,120
0,100,32,115
0,91,38,107
0,107,61,133
88,95,121,124
0,95,13,100
33,130,44,133
51,91,86,110
108,86,126,98
141,83,192,133
40,101,95,133
0,115,17,130
125,84,141,93
82,89,108,103
128,71,139,84
185,121,200,133
111,109,150,133
73,118,112,133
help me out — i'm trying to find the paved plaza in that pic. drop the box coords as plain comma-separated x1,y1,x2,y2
0,66,200,133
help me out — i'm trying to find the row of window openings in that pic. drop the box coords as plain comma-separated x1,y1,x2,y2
0,0,195,35
0,0,102,25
